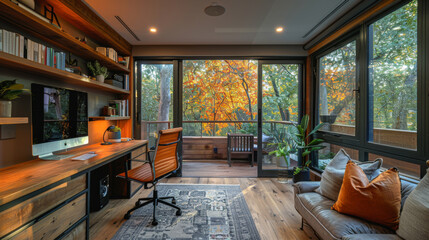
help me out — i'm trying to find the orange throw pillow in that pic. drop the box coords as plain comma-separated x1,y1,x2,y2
332,161,401,230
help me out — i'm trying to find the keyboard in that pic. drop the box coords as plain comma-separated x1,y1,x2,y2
72,153,98,161
40,154,75,161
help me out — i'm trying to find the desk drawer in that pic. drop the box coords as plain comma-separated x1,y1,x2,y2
0,174,86,238
13,193,87,240
62,220,86,240
131,145,147,161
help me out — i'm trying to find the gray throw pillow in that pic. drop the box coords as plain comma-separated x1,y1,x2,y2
396,163,429,240
315,149,383,201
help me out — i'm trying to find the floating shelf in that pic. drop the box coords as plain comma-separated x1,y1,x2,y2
0,117,28,125
43,0,132,56
0,0,130,73
89,116,130,121
0,52,130,95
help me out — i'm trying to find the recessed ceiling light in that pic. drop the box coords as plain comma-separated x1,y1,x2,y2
149,27,157,33
205,4,226,16
276,27,284,33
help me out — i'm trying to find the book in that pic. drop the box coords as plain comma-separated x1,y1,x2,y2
41,45,45,64
15,34,19,56
0,29,3,52
96,47,106,56
19,35,24,58
33,42,39,62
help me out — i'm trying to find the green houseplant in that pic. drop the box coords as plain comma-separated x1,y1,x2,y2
87,60,108,83
0,80,27,117
269,142,293,169
108,126,121,143
292,114,326,182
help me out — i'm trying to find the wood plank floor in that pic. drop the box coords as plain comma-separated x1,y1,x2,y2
89,177,309,240
182,160,258,177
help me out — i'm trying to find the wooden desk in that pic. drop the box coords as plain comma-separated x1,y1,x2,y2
0,140,147,239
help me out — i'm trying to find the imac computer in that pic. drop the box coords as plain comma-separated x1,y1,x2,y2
31,83,88,160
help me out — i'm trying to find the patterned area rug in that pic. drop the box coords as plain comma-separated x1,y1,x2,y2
112,184,261,240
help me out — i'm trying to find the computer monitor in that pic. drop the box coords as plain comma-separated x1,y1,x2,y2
31,83,88,159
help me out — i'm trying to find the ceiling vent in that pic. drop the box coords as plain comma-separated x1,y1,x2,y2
204,4,226,17
115,16,140,41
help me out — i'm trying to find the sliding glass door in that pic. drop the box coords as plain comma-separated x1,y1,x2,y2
257,61,303,177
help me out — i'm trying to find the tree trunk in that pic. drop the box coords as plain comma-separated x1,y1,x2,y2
392,64,417,130
157,65,172,132
320,80,329,115
268,75,287,121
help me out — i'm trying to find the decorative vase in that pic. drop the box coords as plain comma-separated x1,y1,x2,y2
96,75,105,83
292,168,310,183
0,101,12,117
108,131,121,143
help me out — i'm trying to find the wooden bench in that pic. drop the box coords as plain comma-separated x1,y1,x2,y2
227,133,254,167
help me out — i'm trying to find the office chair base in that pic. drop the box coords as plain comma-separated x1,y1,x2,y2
123,189,181,226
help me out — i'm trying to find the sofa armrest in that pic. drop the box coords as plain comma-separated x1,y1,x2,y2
293,181,320,195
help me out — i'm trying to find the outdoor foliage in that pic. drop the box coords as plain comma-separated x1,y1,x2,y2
318,0,417,132
140,60,300,139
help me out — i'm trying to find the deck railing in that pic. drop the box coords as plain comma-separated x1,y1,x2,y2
141,120,294,146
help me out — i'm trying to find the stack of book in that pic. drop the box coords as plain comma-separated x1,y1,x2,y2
0,29,66,70
108,100,129,117
96,47,118,62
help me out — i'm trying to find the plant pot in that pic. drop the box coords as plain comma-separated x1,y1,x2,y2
320,114,337,124
108,131,121,143
276,156,290,168
0,101,12,117
96,75,105,83
293,168,310,183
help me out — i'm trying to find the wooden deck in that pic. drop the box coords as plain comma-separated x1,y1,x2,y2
182,160,257,177
89,177,309,240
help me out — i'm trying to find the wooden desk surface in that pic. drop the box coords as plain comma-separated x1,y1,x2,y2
0,140,147,206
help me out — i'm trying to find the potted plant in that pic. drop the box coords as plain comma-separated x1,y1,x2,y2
108,126,121,143
269,142,293,169
292,115,326,183
0,80,27,117
87,60,108,83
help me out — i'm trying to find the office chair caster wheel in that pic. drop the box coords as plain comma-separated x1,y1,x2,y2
172,199,176,204
152,220,158,226
124,213,131,220
176,210,182,216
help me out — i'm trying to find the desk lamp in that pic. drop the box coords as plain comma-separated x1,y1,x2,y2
101,125,115,145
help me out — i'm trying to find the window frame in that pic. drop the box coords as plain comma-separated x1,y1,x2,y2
311,0,428,178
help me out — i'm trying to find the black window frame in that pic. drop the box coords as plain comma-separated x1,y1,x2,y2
311,0,428,179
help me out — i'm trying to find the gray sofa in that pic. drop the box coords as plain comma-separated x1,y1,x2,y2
293,180,417,240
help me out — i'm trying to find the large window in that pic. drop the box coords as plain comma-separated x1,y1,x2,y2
368,0,418,149
314,0,423,178
182,60,258,136
318,41,356,136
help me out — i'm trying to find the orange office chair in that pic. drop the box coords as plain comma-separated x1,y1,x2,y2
117,127,182,226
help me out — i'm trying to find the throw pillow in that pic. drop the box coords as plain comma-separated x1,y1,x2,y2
315,148,383,200
332,161,402,230
396,161,429,240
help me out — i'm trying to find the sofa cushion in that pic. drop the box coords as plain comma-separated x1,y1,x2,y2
342,234,403,240
332,162,402,230
295,192,393,240
396,167,429,240
315,149,383,201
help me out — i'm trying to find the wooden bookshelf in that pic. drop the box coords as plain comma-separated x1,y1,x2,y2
0,52,130,94
89,116,130,121
42,0,132,56
0,117,28,125
0,0,130,73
